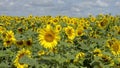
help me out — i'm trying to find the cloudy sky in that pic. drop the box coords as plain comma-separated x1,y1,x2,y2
0,0,120,17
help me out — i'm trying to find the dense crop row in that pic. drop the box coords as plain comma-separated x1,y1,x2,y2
0,14,120,68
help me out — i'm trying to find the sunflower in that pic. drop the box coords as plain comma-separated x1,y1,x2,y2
3,39,13,47
64,26,75,40
24,39,32,47
15,40,24,47
38,50,45,56
52,18,59,25
75,27,84,36
106,38,116,48
2,30,16,47
17,27,23,33
90,16,96,22
13,48,31,68
74,52,85,63
93,48,103,57
55,25,62,33
106,38,120,56
0,26,6,33
97,18,108,29
38,25,60,49
46,20,53,25
75,52,85,59
111,40,120,55
101,55,111,63
101,55,114,66
1,31,7,39
4,30,16,42
113,26,120,35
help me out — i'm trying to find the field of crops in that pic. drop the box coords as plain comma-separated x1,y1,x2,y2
0,14,120,68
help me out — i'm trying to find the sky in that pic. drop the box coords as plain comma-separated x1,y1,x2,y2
0,0,120,17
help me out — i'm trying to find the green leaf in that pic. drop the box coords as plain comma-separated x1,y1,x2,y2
0,51,7,57
19,55,37,66
68,64,78,68
0,62,9,68
55,54,66,64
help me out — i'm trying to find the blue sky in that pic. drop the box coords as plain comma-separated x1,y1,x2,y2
0,0,120,17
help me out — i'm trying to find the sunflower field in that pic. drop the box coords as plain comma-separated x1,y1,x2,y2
0,14,120,68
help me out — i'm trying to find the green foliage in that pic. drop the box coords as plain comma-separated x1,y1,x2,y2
0,14,120,68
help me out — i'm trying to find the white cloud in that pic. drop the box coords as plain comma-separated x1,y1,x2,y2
57,0,65,4
30,0,53,5
73,1,97,9
9,2,14,6
0,1,15,6
0,2,3,6
115,1,120,7
42,0,52,3
71,7,81,12
0,0,119,17
29,0,55,7
24,3,31,7
96,0,108,7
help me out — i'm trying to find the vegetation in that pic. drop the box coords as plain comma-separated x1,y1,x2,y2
0,14,120,68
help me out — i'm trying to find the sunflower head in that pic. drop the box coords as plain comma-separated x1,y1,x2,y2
90,16,96,22
3,39,12,47
13,48,31,68
75,52,85,59
55,25,62,33
38,25,60,49
76,27,84,36
3,30,16,43
38,50,45,56
93,48,103,57
24,39,33,47
17,27,23,33
1,31,7,38
101,55,111,63
111,40,120,55
0,26,6,33
15,40,24,47
97,18,108,29
114,26,120,35
106,38,120,55
64,26,75,40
